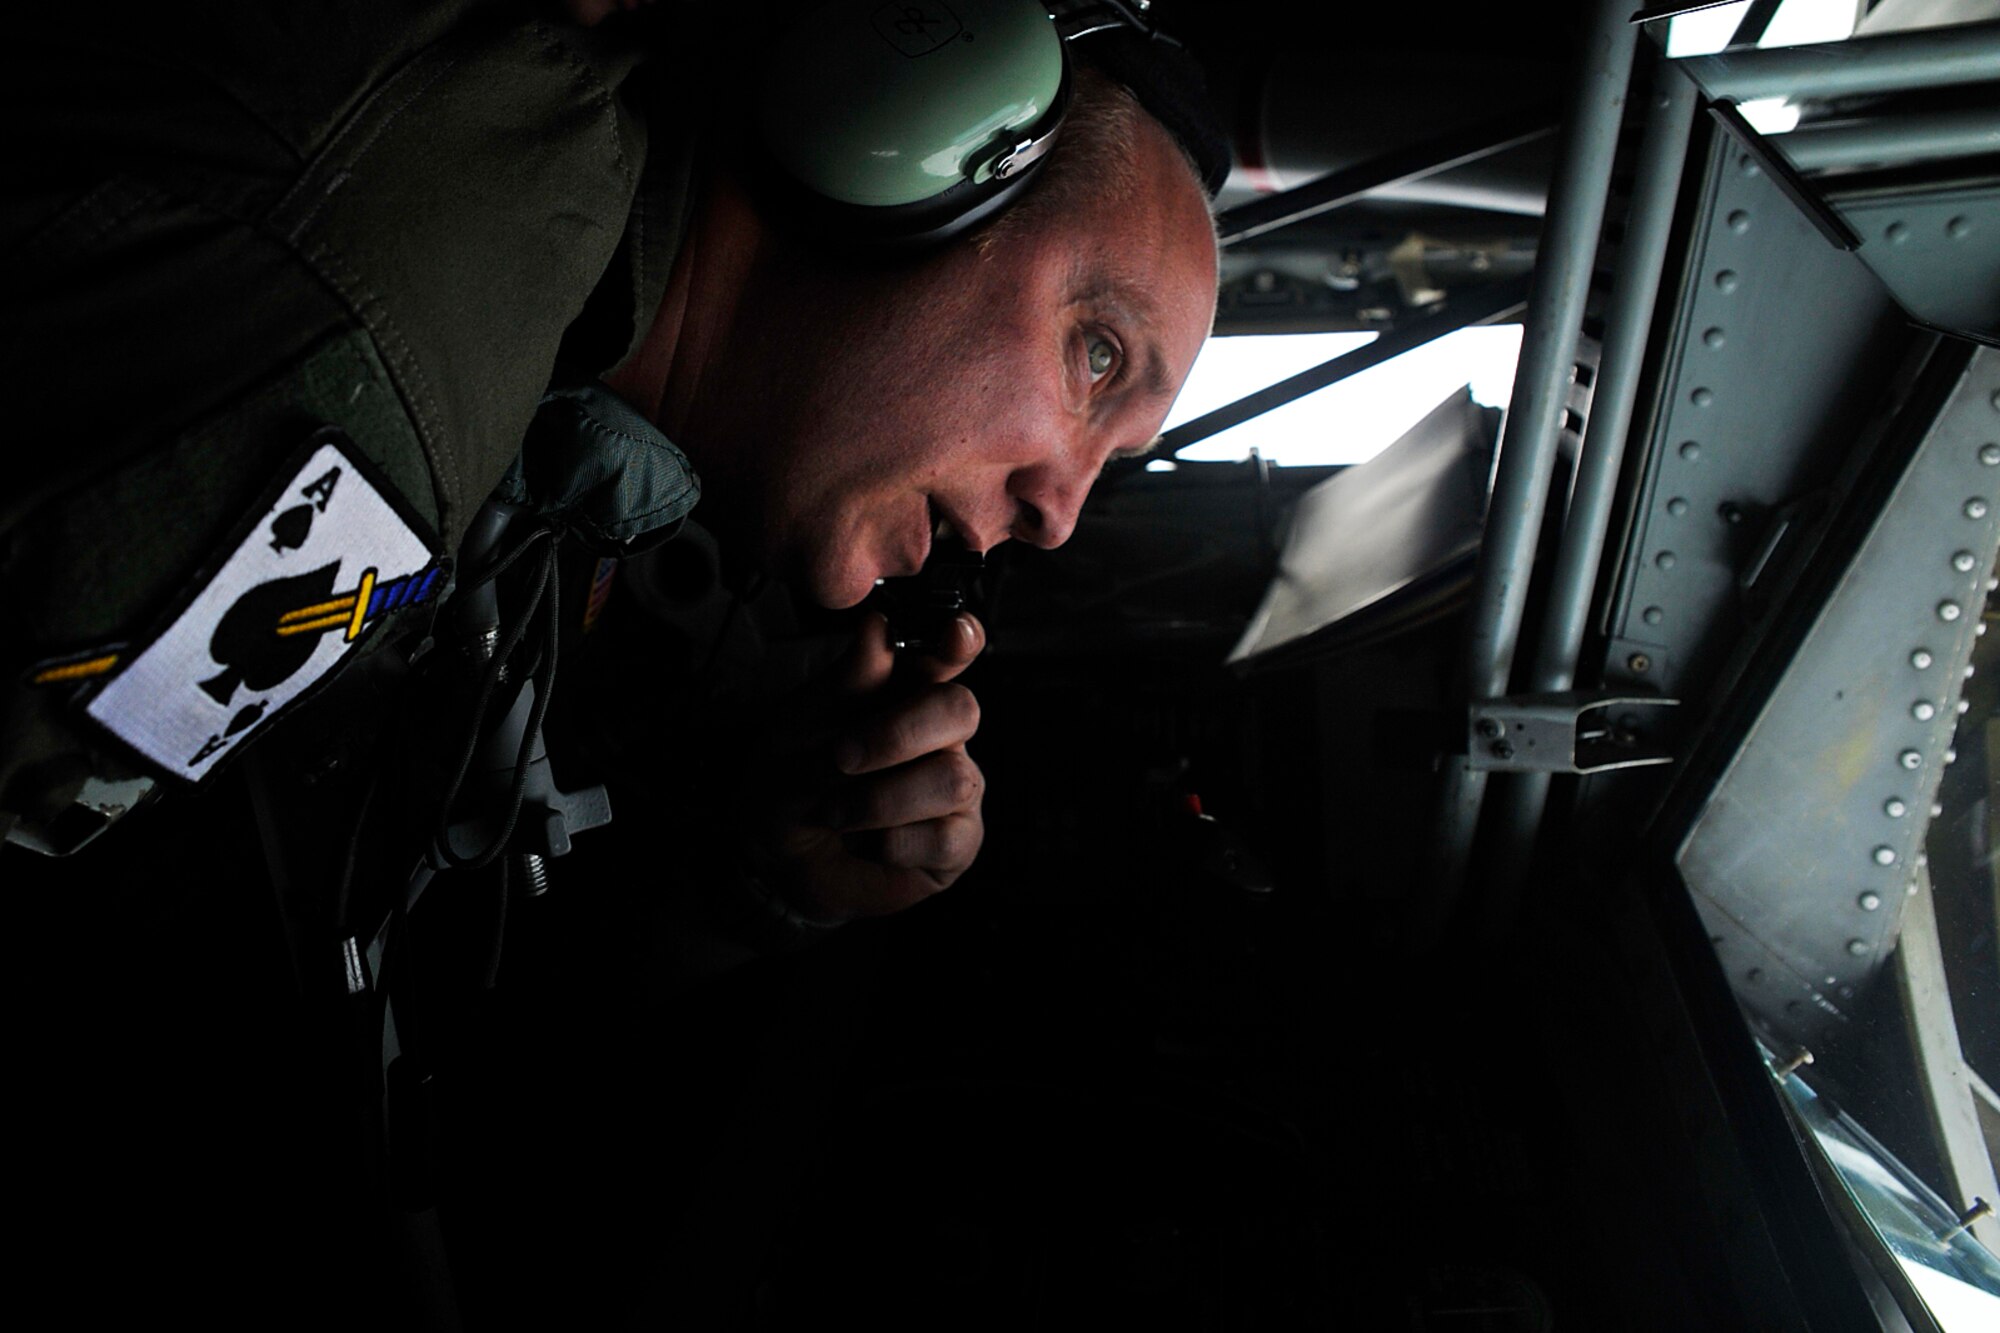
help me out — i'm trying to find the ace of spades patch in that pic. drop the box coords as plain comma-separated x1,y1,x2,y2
86,429,441,782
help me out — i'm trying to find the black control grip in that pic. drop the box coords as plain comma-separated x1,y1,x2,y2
870,541,985,653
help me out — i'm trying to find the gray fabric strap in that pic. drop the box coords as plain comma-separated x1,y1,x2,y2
495,383,701,553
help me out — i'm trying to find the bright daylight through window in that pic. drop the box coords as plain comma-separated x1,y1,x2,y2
1157,325,1523,467
1160,0,1881,473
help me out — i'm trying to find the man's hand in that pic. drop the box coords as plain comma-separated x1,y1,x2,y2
758,611,987,923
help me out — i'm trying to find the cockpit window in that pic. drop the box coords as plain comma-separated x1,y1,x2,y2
1667,0,1861,59
1158,325,1522,466
1773,1058,2000,1328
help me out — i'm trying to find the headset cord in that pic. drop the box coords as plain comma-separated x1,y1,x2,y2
372,524,559,1062
431,528,561,872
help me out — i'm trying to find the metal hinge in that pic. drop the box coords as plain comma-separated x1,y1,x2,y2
1468,692,1679,773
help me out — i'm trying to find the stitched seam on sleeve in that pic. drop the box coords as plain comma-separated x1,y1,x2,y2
528,21,630,186
273,52,461,243
299,241,456,531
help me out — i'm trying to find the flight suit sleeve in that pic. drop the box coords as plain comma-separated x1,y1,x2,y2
1,2,665,841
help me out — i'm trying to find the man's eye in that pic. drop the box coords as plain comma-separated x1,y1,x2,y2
1086,332,1120,383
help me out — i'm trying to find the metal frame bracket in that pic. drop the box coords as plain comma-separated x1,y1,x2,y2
1468,691,1679,773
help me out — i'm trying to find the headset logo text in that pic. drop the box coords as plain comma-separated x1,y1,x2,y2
873,2,962,57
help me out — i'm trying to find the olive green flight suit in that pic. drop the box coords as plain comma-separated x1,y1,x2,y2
2,0,693,826
2,8,699,1318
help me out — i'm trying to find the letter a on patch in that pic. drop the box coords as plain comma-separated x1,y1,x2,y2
87,432,434,782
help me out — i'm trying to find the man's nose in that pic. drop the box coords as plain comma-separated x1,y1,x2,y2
1007,454,1093,549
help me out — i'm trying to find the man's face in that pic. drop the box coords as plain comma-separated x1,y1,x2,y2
697,111,1218,609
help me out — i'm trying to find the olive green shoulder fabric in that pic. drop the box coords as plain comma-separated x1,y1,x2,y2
1,2,693,811
18,329,432,652
5,1,687,559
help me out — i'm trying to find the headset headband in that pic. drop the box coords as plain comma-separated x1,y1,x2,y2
756,0,1160,248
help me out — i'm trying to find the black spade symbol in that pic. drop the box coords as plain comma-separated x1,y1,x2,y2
197,560,341,707
269,504,314,554
225,700,268,736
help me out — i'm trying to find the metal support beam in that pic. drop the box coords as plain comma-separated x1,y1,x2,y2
1467,692,1677,772
1153,276,1531,458
1530,68,1701,699
1710,100,1861,249
1214,107,1557,248
1488,70,1704,889
1779,107,2000,172
1420,0,1641,912
1680,20,2000,101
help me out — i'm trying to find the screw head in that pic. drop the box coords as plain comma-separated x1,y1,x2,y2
1901,749,1924,770
1847,938,1870,957
1946,214,1971,239
1668,496,1690,516
1967,497,1991,520
1679,440,1701,461
1931,803,1944,818
1715,269,1739,293
1727,209,1751,232
1954,550,1978,572
1691,387,1714,406
1643,606,1664,626
1913,700,1937,721
1859,892,1882,911
1703,327,1726,348
1981,443,2000,466
1656,550,1678,569
1945,748,1958,765
1720,502,1745,524
1491,739,1515,760
1628,652,1652,674
1476,717,1502,740
1912,649,1935,669
1886,221,1910,243
1958,699,1971,715
1939,601,1963,622
1874,845,1898,866
1885,798,1908,818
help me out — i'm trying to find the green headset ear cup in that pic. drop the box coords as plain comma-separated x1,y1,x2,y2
759,0,1066,210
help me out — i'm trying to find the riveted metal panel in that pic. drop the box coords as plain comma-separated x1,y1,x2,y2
1838,184,2000,344
1607,124,1911,702
1677,350,2000,1049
